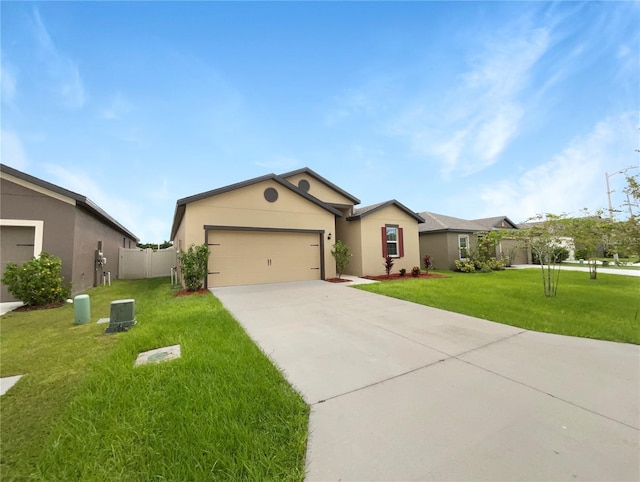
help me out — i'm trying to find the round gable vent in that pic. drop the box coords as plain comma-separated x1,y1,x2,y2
264,187,279,202
298,179,310,192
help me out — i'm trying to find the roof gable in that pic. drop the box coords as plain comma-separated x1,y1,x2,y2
348,200,425,223
279,167,361,205
171,173,342,239
471,216,519,230
1,163,139,241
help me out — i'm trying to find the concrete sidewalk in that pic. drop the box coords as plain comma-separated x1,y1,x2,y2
511,263,640,277
212,281,639,481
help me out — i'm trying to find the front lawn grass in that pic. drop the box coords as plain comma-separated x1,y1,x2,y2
356,269,640,344
1,278,308,481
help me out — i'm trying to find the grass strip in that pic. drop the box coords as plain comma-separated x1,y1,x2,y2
356,269,640,344
1,278,308,481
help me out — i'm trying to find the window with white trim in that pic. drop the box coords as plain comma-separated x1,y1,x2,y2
458,235,469,260
386,226,399,257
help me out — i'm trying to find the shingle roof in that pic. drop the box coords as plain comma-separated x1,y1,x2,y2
471,216,519,230
348,200,425,223
417,212,522,233
1,163,139,241
417,211,485,233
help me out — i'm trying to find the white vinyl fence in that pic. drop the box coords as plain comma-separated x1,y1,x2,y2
118,247,176,279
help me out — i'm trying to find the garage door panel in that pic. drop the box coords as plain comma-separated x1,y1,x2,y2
1,226,36,302
207,230,321,287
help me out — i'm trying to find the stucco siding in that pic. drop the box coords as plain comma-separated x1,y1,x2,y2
335,214,363,276
1,178,76,286
283,173,356,206
181,179,337,279
419,232,450,270
73,207,136,293
358,205,421,276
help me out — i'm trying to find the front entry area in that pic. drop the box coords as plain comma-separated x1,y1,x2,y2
206,229,323,287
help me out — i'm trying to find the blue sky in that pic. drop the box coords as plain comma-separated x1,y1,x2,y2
2,1,638,243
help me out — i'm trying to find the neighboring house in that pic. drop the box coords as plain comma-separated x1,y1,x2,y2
417,211,528,270
1,164,139,302
170,167,424,288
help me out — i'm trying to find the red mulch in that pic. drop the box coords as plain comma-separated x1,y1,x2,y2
325,278,352,283
363,272,448,281
14,302,65,312
174,289,211,297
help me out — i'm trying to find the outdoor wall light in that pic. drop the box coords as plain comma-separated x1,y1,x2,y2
328,232,332,240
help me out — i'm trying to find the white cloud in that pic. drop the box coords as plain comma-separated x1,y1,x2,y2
0,130,29,170
43,164,141,236
426,26,550,176
479,112,638,222
32,9,86,109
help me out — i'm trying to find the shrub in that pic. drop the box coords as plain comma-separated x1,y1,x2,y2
1,252,71,306
331,240,351,279
399,268,407,276
178,244,210,291
411,266,421,277
532,246,570,264
454,260,476,273
574,246,589,260
384,255,394,278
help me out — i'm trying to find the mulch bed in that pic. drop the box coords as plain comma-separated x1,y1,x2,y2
325,278,352,283
174,289,211,297
363,273,448,281
14,302,65,312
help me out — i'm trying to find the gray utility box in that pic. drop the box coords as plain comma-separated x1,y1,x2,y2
105,299,136,334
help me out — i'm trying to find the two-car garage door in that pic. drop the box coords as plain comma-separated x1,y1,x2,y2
207,229,322,287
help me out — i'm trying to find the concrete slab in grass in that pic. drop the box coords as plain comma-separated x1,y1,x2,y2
135,345,181,367
1,375,23,396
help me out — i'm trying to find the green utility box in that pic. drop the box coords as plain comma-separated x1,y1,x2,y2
105,299,136,334
74,294,91,325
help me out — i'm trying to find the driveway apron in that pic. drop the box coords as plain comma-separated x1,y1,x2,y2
212,280,639,481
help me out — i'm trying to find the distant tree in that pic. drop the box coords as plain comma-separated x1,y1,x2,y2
331,240,351,279
137,240,173,250
566,210,613,278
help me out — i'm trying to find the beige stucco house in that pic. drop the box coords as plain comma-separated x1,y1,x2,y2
170,168,424,288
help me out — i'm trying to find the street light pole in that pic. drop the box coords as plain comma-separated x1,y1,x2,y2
605,166,637,219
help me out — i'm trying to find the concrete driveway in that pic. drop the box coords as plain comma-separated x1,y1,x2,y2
212,280,639,481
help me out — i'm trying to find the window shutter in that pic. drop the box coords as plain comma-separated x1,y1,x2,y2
398,227,404,257
381,227,388,257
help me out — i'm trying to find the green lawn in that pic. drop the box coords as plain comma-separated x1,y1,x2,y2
356,269,640,345
1,279,308,481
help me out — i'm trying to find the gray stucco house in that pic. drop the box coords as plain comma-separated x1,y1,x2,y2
1,164,139,302
417,211,529,270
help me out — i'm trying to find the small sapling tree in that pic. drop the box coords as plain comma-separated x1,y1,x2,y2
384,255,394,278
423,254,432,274
515,214,569,297
178,244,210,291
331,240,351,279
